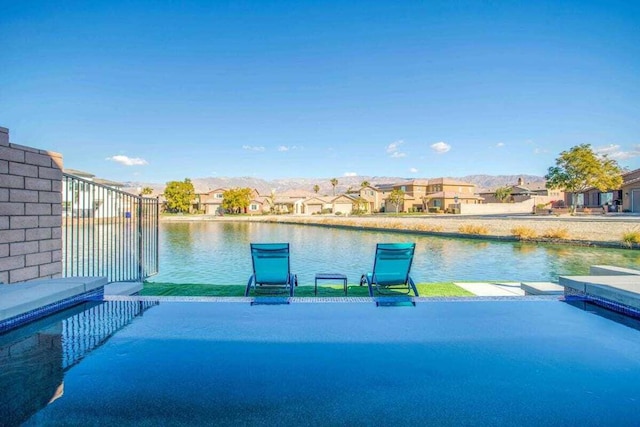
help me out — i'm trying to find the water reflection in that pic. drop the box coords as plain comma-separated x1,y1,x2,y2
152,222,640,285
0,300,158,426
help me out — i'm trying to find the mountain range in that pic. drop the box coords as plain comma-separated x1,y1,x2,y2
123,174,546,195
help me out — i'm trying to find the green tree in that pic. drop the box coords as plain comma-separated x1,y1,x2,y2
313,184,320,194
222,187,253,214
360,180,370,188
164,179,195,213
387,188,405,214
330,178,338,196
141,186,153,195
494,186,512,203
545,144,623,214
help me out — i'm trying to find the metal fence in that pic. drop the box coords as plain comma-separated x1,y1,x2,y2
62,174,159,282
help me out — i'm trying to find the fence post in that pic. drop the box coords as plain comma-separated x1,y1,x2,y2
137,195,143,281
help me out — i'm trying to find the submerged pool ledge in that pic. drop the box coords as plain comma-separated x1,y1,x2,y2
0,277,107,333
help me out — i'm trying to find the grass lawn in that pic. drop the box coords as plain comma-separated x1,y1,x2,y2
139,282,475,297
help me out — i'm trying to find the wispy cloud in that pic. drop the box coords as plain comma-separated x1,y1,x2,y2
409,167,418,173
495,142,505,148
430,142,451,154
278,145,299,152
242,145,265,152
534,148,548,154
106,155,148,166
594,144,640,160
344,172,357,177
386,140,406,158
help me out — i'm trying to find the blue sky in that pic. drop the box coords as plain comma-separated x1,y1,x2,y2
2,0,639,184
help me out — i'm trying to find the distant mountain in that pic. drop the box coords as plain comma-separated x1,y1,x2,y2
456,175,546,191
123,174,545,196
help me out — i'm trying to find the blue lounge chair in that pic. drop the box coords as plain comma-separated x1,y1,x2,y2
360,243,419,297
246,243,296,297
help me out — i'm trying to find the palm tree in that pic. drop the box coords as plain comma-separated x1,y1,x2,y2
141,186,153,195
313,184,320,194
330,178,338,196
360,180,370,188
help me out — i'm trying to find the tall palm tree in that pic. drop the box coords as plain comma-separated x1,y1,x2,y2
360,180,370,188
313,184,320,194
330,178,338,196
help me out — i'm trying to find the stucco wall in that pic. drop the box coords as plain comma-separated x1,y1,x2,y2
458,198,535,215
0,126,63,284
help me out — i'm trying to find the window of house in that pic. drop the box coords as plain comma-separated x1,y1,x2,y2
400,186,406,191
600,192,613,205
215,193,223,199
250,204,258,211
433,200,441,207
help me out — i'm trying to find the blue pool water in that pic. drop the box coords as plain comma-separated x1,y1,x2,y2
152,221,640,285
3,298,640,426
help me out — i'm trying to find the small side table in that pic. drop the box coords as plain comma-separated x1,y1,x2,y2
315,273,348,296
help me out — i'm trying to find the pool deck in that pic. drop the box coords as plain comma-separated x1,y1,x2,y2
2,265,640,333
0,278,142,329
559,265,640,313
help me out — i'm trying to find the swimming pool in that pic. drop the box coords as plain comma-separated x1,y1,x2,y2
152,222,640,285
3,298,640,426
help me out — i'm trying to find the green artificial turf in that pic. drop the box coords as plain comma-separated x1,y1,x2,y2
139,281,474,297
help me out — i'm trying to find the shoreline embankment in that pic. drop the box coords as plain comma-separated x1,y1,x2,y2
160,213,640,249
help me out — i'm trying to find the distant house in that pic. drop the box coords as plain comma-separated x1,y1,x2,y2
63,169,128,218
301,196,332,214
381,178,480,213
569,168,640,212
479,178,565,207
198,188,227,215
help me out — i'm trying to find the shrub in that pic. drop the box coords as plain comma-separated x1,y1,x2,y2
622,229,640,246
541,227,570,239
511,226,537,240
335,211,342,216
458,224,489,235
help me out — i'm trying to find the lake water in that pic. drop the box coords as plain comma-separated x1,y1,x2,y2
149,221,640,285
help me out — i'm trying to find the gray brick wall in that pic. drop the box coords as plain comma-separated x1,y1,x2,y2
0,127,63,284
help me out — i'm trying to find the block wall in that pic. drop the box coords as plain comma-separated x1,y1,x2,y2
0,126,63,284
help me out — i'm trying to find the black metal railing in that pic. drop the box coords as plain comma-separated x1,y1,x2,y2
62,174,159,282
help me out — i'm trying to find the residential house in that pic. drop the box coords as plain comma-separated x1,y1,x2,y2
332,194,359,214
300,196,333,214
422,178,481,212
479,178,565,207
570,168,640,212
199,188,227,215
271,189,318,214
381,178,480,213
63,169,129,218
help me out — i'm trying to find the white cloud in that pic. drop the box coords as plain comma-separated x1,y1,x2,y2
495,142,505,148
386,140,406,158
242,145,265,152
106,155,148,166
594,144,640,160
534,148,548,154
278,145,299,152
409,167,418,173
344,172,357,177
430,142,451,154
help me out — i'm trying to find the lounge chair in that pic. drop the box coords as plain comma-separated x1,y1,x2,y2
246,243,296,297
360,243,419,297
